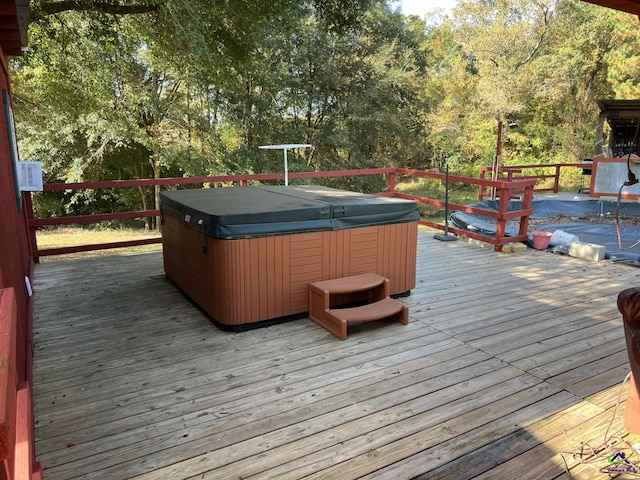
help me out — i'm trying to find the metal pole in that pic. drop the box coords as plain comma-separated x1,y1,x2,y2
434,164,458,242
258,144,311,186
491,119,503,201
284,148,289,186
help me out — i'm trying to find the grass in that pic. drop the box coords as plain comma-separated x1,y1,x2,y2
35,179,466,260
36,174,533,260
32,171,586,262
395,177,478,223
36,227,162,262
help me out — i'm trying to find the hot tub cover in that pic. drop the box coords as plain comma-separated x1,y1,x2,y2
160,185,419,239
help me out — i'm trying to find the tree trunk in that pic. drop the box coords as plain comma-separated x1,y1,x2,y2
149,144,162,231
138,185,150,231
134,163,150,231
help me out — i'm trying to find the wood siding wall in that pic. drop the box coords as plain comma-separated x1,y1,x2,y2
0,45,30,382
162,215,417,328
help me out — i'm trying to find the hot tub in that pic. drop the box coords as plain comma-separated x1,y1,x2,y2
160,185,419,331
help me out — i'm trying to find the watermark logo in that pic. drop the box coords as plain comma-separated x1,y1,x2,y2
601,451,637,474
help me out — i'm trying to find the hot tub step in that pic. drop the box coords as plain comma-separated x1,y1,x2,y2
308,273,409,340
308,272,386,295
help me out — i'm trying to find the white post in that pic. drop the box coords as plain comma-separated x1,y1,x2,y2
258,144,312,186
284,148,289,186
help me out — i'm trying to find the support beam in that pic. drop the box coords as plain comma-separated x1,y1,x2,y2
581,0,640,15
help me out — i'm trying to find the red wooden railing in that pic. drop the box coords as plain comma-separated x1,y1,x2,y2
0,162,596,480
393,168,535,250
478,163,588,200
24,167,539,258
25,169,397,260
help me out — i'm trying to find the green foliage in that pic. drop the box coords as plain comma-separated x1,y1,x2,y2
423,0,619,171
606,13,640,98
10,0,639,219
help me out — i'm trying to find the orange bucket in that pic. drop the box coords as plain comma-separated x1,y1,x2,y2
531,231,552,250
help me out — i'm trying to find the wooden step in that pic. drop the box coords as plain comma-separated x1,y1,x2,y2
317,297,408,340
308,273,409,340
327,297,408,324
309,273,389,318
308,273,386,295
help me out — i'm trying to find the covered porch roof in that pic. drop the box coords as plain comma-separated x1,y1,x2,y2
0,0,29,56
582,0,640,15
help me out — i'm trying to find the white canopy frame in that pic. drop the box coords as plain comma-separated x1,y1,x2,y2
258,144,312,186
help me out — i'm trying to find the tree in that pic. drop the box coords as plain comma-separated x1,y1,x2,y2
606,11,640,99
32,0,158,16
16,0,629,220
207,2,433,192
502,0,617,164
12,12,199,228
424,0,618,173
13,0,377,223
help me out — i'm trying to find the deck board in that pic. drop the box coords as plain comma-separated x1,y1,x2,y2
32,230,640,479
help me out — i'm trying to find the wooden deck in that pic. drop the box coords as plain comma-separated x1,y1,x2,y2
32,230,640,479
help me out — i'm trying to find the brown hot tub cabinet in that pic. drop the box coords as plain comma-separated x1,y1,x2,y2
160,185,419,331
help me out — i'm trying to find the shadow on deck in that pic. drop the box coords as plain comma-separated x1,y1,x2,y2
32,230,640,479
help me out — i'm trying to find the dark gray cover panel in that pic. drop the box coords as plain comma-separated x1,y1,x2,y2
260,185,419,229
161,185,418,239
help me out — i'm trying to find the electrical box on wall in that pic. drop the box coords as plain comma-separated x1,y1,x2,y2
17,161,42,192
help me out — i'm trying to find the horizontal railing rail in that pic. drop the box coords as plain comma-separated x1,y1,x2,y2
25,169,396,260
478,163,588,200
25,166,546,258
394,168,536,250
38,169,397,191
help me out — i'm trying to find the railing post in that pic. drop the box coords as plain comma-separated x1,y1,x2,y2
478,167,487,200
518,183,534,237
495,185,511,251
387,171,396,195
21,192,39,264
553,164,561,193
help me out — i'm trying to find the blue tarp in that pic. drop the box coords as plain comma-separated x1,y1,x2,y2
450,198,640,265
